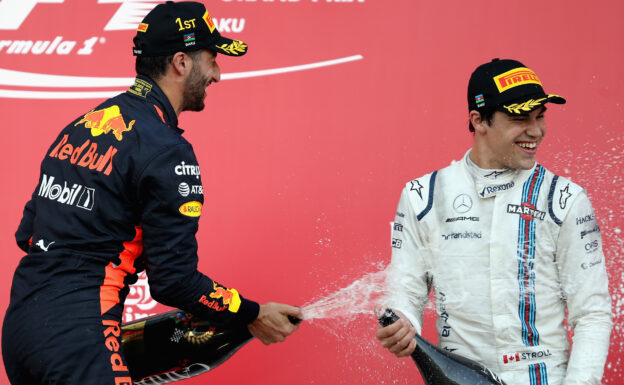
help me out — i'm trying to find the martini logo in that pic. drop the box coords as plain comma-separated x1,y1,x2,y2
75,105,135,141
507,202,546,221
493,67,542,93
179,201,202,217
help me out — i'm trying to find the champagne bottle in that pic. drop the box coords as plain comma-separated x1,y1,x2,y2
121,310,301,385
378,309,506,385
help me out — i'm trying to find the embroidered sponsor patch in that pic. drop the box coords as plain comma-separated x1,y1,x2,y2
493,67,542,93
74,105,135,141
179,201,202,217
203,11,216,33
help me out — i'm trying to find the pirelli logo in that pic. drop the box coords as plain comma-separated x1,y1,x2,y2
494,67,542,93
203,11,216,33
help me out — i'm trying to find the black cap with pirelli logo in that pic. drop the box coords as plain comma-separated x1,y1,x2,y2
467,58,565,115
132,1,247,57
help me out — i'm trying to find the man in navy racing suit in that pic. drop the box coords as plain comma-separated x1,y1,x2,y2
2,2,302,384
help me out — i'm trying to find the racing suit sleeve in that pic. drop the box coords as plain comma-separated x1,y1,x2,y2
15,190,38,252
138,143,259,326
384,186,431,334
556,192,612,385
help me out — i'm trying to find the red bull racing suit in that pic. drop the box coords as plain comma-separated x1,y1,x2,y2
2,76,260,385
386,150,612,385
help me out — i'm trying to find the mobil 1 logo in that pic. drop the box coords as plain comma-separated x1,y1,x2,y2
38,174,95,211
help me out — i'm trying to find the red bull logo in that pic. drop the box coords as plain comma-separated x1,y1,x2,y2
198,282,242,313
49,134,117,176
75,105,135,141
102,320,132,385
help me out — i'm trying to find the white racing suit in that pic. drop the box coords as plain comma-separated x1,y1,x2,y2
387,151,612,385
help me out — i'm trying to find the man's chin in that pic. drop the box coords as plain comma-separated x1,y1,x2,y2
517,158,537,170
183,101,205,112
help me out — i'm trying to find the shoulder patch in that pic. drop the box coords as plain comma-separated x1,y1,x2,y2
74,105,135,141
548,174,583,226
179,201,202,217
405,171,438,221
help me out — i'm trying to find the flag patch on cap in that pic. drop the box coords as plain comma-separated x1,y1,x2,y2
137,23,148,33
475,94,485,107
184,33,196,43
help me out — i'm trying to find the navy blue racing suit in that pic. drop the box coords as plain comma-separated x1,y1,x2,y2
2,76,259,385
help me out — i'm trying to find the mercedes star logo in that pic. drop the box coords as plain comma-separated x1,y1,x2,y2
453,194,473,213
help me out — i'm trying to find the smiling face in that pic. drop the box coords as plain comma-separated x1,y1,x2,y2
181,49,221,112
470,106,547,170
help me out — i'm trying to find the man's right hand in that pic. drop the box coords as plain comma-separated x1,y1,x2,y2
248,302,303,345
375,306,417,357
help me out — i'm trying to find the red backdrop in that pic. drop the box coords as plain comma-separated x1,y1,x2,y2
0,1,622,384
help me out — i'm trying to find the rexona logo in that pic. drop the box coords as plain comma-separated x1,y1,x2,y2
38,173,96,210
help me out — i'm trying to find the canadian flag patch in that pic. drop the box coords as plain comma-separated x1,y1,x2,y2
503,353,520,364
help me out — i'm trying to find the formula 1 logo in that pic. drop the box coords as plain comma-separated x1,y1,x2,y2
0,0,363,99
0,0,161,31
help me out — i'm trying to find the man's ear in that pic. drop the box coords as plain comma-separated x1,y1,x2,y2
469,110,488,134
170,52,191,76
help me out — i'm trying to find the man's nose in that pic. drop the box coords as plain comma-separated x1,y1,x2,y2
526,119,544,137
213,63,221,83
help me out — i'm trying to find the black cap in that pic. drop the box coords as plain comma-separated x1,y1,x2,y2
467,59,565,115
133,1,247,57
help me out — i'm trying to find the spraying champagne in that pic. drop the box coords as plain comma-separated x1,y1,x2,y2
378,309,506,385
121,310,301,384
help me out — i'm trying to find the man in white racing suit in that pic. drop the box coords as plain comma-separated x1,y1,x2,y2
375,59,612,385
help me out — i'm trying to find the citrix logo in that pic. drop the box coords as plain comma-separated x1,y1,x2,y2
0,0,161,31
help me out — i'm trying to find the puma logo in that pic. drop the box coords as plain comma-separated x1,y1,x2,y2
35,239,55,252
